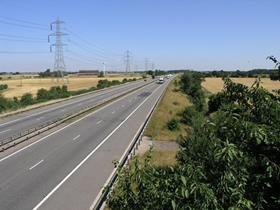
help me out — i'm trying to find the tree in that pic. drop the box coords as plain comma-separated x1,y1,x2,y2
108,78,280,210
267,56,280,80
20,93,33,106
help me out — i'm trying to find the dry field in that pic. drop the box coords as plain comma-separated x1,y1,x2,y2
0,75,140,98
202,77,280,94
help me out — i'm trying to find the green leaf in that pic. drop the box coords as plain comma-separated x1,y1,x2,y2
181,176,187,186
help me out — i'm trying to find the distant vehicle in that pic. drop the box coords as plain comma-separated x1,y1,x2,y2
166,74,172,79
157,77,164,84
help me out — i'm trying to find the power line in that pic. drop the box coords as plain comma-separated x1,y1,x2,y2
0,16,48,28
66,29,121,56
0,33,45,41
69,40,111,61
0,19,48,31
0,38,46,43
0,51,49,54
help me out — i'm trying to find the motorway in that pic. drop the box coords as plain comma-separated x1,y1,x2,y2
0,79,169,210
0,80,149,142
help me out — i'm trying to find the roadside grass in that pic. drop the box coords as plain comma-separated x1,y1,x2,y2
144,77,191,141
140,149,177,166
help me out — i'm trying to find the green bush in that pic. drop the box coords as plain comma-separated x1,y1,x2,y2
37,88,50,101
180,72,205,112
108,79,280,210
122,78,128,83
180,105,202,125
0,84,8,91
97,79,111,89
167,118,179,131
20,93,34,106
111,80,121,86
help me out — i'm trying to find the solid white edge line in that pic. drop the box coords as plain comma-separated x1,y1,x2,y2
0,81,143,127
89,122,145,210
0,82,153,163
32,84,163,210
29,159,44,170
89,82,167,210
0,129,11,134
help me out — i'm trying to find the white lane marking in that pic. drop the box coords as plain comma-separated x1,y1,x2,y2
61,109,67,112
78,103,83,106
121,105,125,107
72,135,80,141
90,122,145,209
29,159,44,170
0,129,11,134
36,117,44,121
111,111,115,114
0,82,152,163
0,81,143,128
90,82,170,209
96,120,103,125
32,84,163,210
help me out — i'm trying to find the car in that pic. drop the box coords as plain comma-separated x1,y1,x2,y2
157,77,164,84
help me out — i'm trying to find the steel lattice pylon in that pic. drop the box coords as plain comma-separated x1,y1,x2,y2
48,17,67,77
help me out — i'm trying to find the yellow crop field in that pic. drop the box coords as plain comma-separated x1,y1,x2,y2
0,75,140,98
202,77,280,93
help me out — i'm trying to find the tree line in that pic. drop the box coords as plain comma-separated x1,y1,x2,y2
107,72,280,210
0,78,137,113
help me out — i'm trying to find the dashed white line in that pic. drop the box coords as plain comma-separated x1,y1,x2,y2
32,83,163,210
0,82,149,164
0,129,11,134
36,117,44,121
111,111,115,114
61,109,67,112
121,105,125,107
96,120,103,125
29,160,44,170
73,135,80,141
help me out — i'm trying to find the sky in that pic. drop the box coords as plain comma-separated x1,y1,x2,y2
0,0,280,72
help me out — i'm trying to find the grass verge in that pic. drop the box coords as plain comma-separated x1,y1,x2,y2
144,77,190,141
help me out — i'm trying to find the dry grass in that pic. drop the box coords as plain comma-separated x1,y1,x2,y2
0,75,140,98
144,77,191,141
202,77,280,94
139,150,177,166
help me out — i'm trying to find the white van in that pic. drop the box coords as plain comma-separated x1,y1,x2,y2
158,77,164,84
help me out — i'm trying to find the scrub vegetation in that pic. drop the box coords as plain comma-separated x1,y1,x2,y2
107,72,280,210
0,78,137,113
144,77,191,141
0,75,140,98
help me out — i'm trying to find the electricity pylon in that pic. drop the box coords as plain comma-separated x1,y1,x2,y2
48,17,67,82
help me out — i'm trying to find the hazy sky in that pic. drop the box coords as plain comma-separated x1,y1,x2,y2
0,0,279,72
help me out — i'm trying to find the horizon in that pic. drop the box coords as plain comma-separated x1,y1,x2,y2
0,0,280,72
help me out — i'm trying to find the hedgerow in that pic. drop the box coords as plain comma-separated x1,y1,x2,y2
108,77,280,210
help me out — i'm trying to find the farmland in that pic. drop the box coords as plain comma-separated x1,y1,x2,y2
0,75,140,98
202,77,280,93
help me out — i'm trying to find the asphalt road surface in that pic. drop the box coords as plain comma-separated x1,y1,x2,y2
0,79,169,210
0,80,149,142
